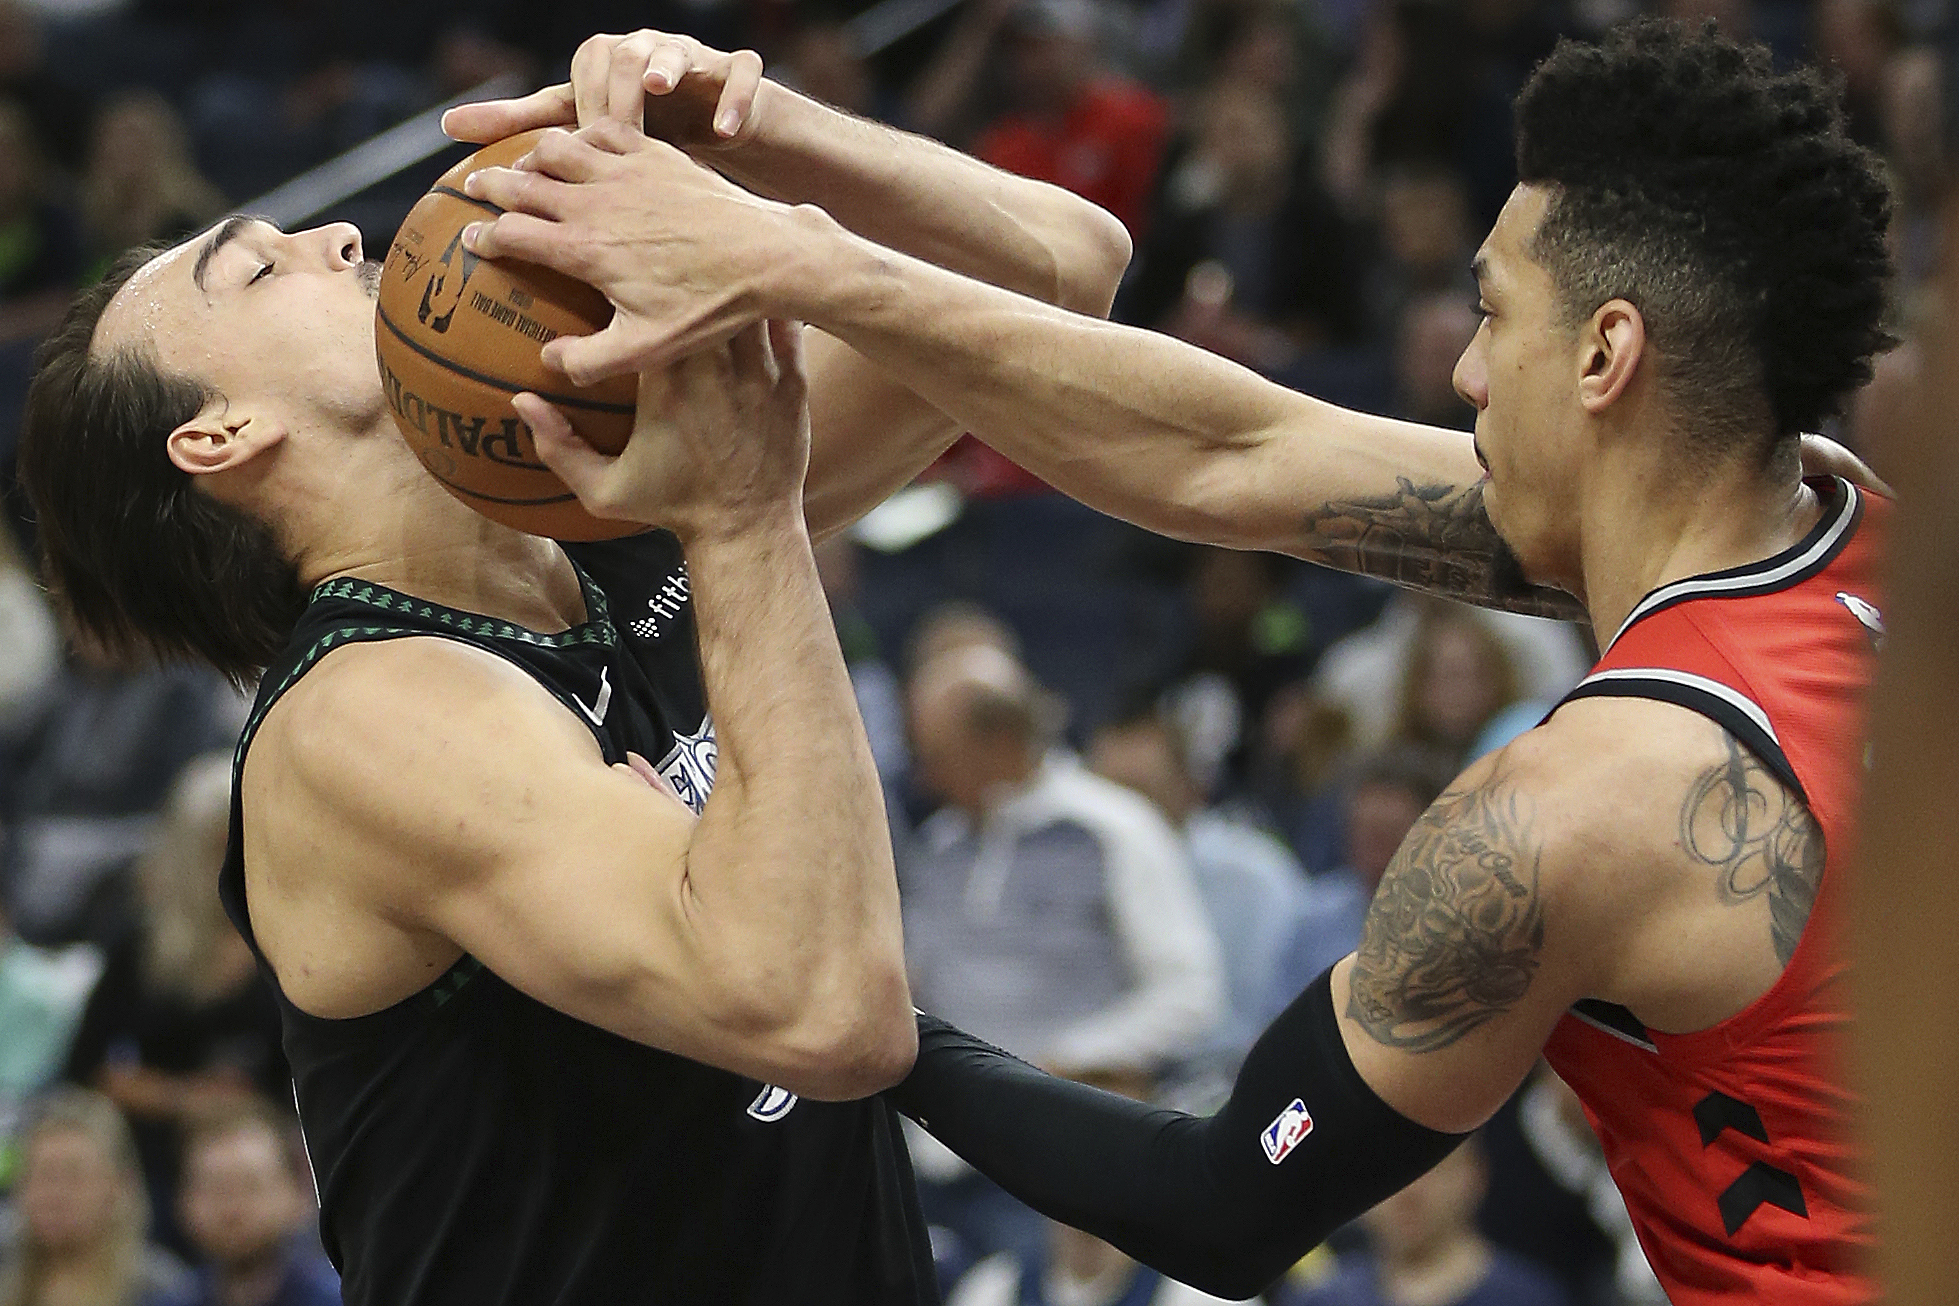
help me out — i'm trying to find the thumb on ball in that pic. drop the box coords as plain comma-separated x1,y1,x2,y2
514,393,612,502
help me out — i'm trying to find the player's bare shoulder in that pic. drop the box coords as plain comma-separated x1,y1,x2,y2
1526,694,1824,1032
239,636,602,1017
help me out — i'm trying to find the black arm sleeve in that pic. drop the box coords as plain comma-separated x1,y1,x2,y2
886,967,1466,1300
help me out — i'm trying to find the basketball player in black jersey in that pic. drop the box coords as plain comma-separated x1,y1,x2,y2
12,33,1129,1306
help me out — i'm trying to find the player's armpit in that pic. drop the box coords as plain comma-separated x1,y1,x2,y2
249,637,892,1095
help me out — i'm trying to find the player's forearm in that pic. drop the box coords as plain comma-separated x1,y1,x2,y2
891,973,1465,1299
776,222,1584,618
678,514,913,1096
779,220,1309,544
712,83,1130,312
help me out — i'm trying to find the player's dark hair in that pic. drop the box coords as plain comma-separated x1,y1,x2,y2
17,242,305,687
1513,19,1894,447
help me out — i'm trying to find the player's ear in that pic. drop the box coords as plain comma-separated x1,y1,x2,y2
1578,299,1645,415
166,399,286,478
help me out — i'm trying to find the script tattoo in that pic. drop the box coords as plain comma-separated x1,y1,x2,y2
1347,769,1547,1053
1300,478,1585,621
1679,734,1823,965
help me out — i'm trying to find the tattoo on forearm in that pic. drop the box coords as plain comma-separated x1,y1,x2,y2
1680,734,1823,965
1347,767,1547,1053
1301,478,1585,621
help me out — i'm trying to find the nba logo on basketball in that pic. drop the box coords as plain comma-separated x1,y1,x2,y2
1261,1098,1314,1165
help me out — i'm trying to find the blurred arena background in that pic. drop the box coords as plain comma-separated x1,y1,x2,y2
0,1,1946,1303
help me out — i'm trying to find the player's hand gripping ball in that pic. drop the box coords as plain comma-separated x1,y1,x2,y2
376,129,643,541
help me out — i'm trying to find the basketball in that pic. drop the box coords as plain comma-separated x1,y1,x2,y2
376,129,642,541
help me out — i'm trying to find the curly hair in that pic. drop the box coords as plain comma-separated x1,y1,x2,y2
1513,19,1894,447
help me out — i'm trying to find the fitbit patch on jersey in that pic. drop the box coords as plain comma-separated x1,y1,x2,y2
1260,1098,1315,1164
747,1084,799,1123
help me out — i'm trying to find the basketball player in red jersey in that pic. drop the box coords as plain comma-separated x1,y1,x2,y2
461,20,1893,1302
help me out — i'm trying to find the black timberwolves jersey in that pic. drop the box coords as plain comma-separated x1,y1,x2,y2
218,531,937,1306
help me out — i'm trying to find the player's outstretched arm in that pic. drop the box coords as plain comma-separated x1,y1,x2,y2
890,731,1618,1296
463,126,1581,617
255,323,913,1100
447,29,1132,537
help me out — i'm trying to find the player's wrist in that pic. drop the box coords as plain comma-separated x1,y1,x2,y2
669,496,809,548
754,204,857,323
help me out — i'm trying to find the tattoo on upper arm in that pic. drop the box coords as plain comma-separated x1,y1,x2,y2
1300,478,1585,621
1679,734,1823,965
1347,766,1548,1053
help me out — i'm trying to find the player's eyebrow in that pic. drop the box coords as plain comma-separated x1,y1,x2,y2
192,215,257,292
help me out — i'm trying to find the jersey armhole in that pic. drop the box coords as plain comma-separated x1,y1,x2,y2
1557,668,1807,806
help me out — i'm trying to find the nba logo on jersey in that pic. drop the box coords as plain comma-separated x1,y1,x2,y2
1260,1098,1315,1164
747,1084,799,1122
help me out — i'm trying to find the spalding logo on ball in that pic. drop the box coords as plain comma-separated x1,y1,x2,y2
376,128,644,541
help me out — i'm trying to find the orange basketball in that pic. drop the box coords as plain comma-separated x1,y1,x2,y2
376,129,642,541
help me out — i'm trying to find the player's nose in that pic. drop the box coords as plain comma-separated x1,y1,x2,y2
289,221,364,270
1453,338,1488,410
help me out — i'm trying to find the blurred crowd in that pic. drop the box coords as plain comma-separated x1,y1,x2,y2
0,0,1946,1303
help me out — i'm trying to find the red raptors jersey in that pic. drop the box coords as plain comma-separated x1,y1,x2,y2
1542,477,1885,1305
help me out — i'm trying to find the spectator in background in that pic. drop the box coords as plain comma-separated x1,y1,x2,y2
64,754,286,1257
945,1068,1263,1306
1876,42,1944,288
1362,164,1476,341
1088,706,1311,1073
901,643,1222,1273
1122,81,1363,370
1253,683,1355,876
1813,0,1904,146
1271,743,1456,997
0,2,90,175
774,13,894,123
1311,593,1589,756
426,21,536,103
0,902,100,1169
1157,546,1316,796
1,644,244,946
902,643,1222,1077
0,98,80,347
1272,1139,1568,1306
977,0,1168,234
1389,603,1520,766
1392,290,1481,429
1141,0,1338,141
167,1100,336,1306
903,599,1024,677
814,534,911,807
915,0,1169,235
0,519,56,736
0,1087,190,1306
78,92,227,279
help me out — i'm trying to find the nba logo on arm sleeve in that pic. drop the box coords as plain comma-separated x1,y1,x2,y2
1261,1098,1315,1164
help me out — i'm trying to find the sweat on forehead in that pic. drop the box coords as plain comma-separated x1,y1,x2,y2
92,234,204,360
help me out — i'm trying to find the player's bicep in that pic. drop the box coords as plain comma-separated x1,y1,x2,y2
1330,744,1595,1132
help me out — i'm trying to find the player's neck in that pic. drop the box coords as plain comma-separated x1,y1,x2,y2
1576,434,1818,645
288,435,588,632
